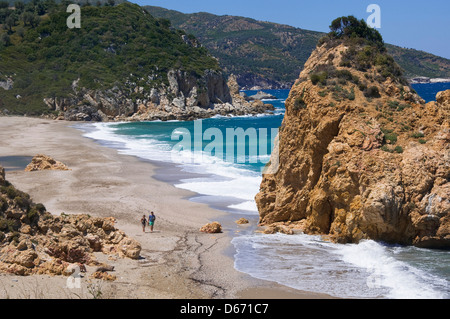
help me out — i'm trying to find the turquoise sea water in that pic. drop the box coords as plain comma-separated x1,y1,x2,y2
80,85,449,299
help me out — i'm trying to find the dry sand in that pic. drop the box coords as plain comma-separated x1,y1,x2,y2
0,116,333,299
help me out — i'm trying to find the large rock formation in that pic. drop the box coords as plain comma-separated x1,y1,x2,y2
46,70,274,122
256,17,449,248
0,166,141,276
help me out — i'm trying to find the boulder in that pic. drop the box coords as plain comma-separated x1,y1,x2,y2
247,91,277,101
200,222,223,234
236,218,250,225
118,237,141,260
25,154,70,172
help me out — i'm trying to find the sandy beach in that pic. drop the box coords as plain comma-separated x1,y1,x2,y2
0,116,332,299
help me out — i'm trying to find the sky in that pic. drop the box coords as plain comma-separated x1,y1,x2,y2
131,0,450,59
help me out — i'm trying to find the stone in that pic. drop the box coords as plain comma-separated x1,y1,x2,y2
91,271,117,281
247,91,277,100
118,237,141,260
0,78,13,90
200,222,223,234
25,154,70,172
262,224,294,235
236,218,250,225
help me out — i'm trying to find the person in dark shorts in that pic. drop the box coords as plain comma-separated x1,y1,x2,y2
148,212,156,233
141,215,147,233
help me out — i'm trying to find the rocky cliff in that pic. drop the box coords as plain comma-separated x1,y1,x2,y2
0,165,141,277
255,17,449,248
43,69,273,122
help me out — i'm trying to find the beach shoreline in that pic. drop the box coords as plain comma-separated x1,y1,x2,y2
0,116,333,299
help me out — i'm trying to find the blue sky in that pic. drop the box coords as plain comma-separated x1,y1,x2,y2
131,0,450,59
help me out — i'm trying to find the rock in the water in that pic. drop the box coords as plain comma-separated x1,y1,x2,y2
255,20,450,249
236,218,250,225
247,91,277,100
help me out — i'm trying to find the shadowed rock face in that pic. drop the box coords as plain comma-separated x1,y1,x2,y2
256,36,450,248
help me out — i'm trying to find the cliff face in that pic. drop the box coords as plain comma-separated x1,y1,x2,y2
43,69,266,122
255,29,449,248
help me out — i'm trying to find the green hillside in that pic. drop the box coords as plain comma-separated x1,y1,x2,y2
146,5,450,89
0,1,220,115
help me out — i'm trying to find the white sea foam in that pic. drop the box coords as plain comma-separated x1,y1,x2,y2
232,233,449,299
82,122,173,162
228,200,258,213
171,150,262,213
332,240,449,299
82,122,263,214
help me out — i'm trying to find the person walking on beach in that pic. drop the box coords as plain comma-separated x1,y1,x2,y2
148,212,156,233
141,215,147,233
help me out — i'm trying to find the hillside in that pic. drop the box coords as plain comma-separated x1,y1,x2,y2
1,1,262,119
146,6,450,89
255,16,450,248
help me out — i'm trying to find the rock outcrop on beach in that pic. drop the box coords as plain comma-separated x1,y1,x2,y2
255,17,450,248
200,222,223,234
24,154,70,172
0,165,141,277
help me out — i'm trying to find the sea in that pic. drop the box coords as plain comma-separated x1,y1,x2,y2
78,82,450,299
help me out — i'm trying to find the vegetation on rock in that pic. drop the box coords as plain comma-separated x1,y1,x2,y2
256,16,450,248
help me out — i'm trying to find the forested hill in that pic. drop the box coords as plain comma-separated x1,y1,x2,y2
0,1,221,116
146,5,450,89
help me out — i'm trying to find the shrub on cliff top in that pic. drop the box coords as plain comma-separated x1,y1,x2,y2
318,16,408,85
328,16,384,48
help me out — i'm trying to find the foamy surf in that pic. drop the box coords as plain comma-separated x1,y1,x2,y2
79,121,264,214
231,233,449,299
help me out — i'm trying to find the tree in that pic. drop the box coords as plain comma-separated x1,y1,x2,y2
0,32,10,46
0,1,8,9
16,26,24,38
21,11,40,27
329,16,383,46
4,15,15,31
14,1,25,12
